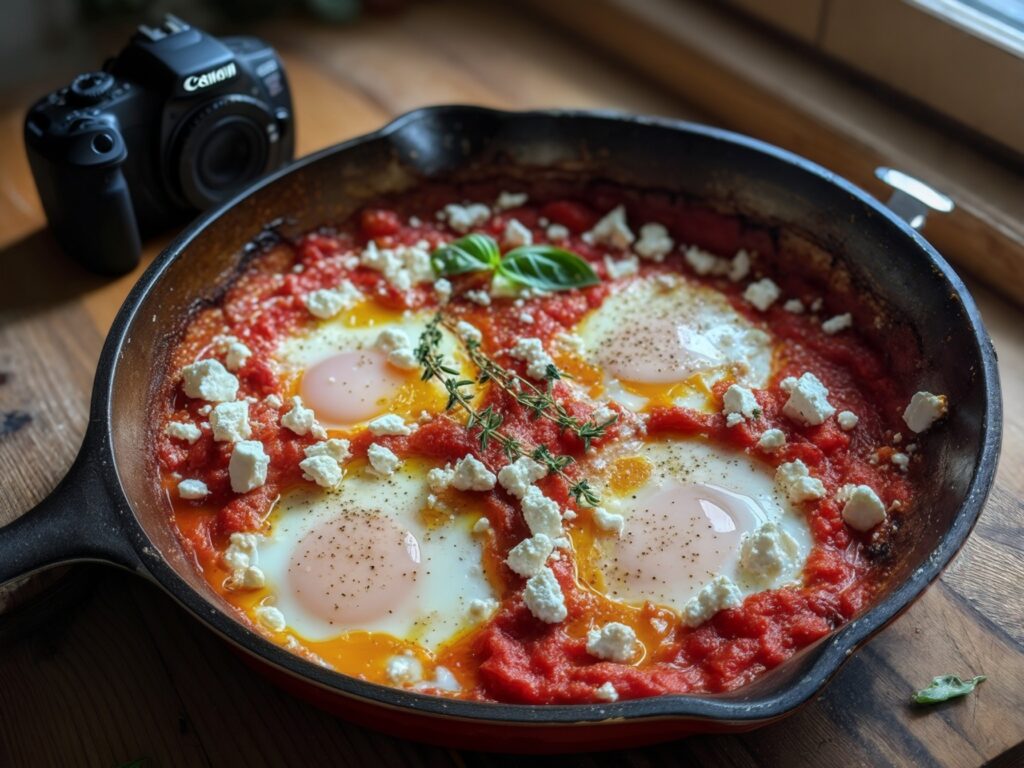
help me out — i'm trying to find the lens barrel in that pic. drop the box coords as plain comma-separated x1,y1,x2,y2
174,94,284,209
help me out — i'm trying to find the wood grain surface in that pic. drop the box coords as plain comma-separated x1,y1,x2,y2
1,2,1022,766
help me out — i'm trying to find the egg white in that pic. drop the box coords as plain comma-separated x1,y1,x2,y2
574,278,774,412
255,461,497,650
583,438,811,612
273,304,467,427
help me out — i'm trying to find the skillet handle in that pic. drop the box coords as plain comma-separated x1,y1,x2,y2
0,442,142,585
875,167,954,230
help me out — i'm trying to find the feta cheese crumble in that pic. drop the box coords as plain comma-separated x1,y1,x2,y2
433,278,453,304
757,428,786,452
468,597,499,619
455,320,483,344
464,289,492,306
374,328,419,371
427,465,454,493
367,443,401,476
229,440,269,493
546,223,570,242
497,456,547,498
776,459,826,503
822,313,853,335
782,372,835,426
280,396,325,438
180,359,239,402
739,521,798,581
254,605,286,632
891,452,910,472
177,479,209,500
729,249,752,282
508,337,554,380
783,298,805,314
450,454,497,491
299,455,343,488
210,400,251,443
367,413,414,436
442,203,491,233
633,223,673,261
591,506,625,535
682,575,743,628
165,421,201,444
743,278,781,311
222,532,265,590
521,486,564,540
837,410,859,431
503,218,533,248
386,655,423,685
304,438,351,463
472,517,491,534
595,682,619,702
902,391,948,433
681,246,716,276
360,241,434,292
586,622,637,662
523,566,567,623
303,280,362,319
495,191,528,210
722,384,760,426
588,205,634,250
506,533,555,577
214,335,252,371
604,254,640,279
841,485,886,531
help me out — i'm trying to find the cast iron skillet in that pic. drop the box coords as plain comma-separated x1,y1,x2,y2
0,107,1002,752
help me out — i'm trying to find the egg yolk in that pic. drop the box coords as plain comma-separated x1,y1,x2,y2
597,317,724,384
597,481,765,609
288,510,422,626
299,349,407,426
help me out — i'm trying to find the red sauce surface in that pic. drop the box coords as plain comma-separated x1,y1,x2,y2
157,180,914,703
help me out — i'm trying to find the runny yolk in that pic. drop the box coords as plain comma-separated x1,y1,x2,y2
597,481,764,610
288,510,422,626
617,372,714,409
300,349,407,425
597,317,723,384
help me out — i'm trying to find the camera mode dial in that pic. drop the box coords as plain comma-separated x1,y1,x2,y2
68,72,115,105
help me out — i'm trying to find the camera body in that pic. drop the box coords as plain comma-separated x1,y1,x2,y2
24,16,294,274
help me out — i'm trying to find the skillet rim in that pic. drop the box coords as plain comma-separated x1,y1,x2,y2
94,105,1003,725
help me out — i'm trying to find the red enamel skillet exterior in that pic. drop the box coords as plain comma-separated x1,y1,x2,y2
0,107,1001,752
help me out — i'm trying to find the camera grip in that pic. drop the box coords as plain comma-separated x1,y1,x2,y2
56,158,142,275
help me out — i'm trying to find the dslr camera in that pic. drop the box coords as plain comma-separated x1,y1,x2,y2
24,16,294,274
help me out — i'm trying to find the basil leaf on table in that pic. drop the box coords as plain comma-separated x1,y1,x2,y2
912,675,986,705
431,234,501,276
497,245,599,292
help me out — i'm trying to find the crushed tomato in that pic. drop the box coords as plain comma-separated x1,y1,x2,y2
157,179,914,703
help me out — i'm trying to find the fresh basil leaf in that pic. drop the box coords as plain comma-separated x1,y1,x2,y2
497,245,599,292
431,234,501,277
912,675,986,705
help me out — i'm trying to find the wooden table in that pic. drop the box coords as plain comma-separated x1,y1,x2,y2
1,3,1022,765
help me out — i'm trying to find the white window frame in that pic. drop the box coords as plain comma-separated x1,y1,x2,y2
726,0,1024,156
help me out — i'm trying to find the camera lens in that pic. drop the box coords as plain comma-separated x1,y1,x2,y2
174,95,284,210
195,117,265,193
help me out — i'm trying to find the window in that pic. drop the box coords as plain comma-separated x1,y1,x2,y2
726,0,1024,156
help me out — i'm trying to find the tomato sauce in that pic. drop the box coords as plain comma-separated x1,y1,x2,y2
157,179,914,703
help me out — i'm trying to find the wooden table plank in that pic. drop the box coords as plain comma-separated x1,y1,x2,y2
0,2,1021,765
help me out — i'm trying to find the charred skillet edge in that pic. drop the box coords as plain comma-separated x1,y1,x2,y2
92,106,1003,725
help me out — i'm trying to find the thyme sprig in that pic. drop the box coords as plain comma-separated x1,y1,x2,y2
441,319,617,452
415,314,603,506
